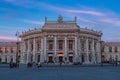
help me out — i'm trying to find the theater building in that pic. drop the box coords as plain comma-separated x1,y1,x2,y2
0,16,102,64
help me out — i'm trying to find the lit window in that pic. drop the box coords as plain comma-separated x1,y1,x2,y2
0,47,2,53
11,48,14,53
5,48,8,53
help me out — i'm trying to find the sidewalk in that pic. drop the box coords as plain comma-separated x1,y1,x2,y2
0,64,9,68
0,63,119,68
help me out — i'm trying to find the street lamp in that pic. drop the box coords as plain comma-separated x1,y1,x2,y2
15,31,20,67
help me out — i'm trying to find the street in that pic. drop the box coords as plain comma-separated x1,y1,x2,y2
0,64,120,80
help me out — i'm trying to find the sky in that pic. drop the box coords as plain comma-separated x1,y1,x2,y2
0,0,120,42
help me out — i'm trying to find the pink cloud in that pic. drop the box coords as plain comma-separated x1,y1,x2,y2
0,36,21,41
103,36,120,42
21,19,44,25
101,18,120,26
65,10,104,16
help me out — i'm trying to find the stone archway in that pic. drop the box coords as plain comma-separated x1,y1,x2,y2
57,53,64,63
68,53,73,63
48,53,54,63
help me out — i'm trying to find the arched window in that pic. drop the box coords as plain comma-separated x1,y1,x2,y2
115,46,118,52
109,46,112,52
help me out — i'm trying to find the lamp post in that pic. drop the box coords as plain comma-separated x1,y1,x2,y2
100,41,104,67
15,31,20,67
115,57,118,67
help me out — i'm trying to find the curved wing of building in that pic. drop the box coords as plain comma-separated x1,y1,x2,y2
0,16,102,64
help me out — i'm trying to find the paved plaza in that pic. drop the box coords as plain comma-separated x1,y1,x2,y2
0,64,120,80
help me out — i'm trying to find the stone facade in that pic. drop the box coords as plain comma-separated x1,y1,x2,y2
0,42,21,63
102,42,120,62
0,16,102,64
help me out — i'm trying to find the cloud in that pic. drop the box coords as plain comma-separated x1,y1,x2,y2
20,19,44,25
65,10,104,16
0,36,19,41
103,36,120,42
100,18,120,27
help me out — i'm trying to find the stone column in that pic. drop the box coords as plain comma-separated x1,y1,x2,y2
92,39,95,63
85,37,90,63
2,47,5,62
65,36,68,62
54,36,57,62
74,36,78,62
20,41,25,64
96,41,101,63
78,37,81,63
44,37,47,62
33,37,36,63
27,39,30,63
40,38,44,63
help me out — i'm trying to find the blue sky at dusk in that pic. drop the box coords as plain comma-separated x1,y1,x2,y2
0,0,120,41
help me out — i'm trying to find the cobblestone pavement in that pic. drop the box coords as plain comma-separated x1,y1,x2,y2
0,64,120,80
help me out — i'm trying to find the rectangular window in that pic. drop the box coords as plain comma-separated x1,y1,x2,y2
11,48,14,53
69,40,73,50
109,47,112,52
37,43,40,51
115,46,118,52
19,48,21,53
81,42,84,51
5,48,8,53
89,42,91,51
0,48,2,53
31,44,33,51
59,40,63,50
49,40,53,50
102,46,104,52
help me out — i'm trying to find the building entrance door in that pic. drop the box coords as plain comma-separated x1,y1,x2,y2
69,56,73,62
37,55,40,62
48,56,53,63
59,56,63,63
82,54,84,62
